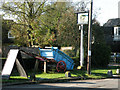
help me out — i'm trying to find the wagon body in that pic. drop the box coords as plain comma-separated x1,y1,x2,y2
39,47,74,70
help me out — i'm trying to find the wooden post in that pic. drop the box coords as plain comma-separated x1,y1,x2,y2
16,58,27,77
44,61,47,73
87,0,93,75
34,59,39,73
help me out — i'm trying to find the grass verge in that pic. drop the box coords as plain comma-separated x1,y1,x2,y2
2,66,120,83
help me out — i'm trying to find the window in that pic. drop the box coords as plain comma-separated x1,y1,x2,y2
8,31,15,39
119,30,120,35
119,27,120,35
113,26,120,41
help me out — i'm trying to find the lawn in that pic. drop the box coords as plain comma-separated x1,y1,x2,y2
2,66,120,83
35,73,66,79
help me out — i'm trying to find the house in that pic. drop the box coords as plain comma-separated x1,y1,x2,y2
113,26,120,41
2,18,15,46
103,18,120,52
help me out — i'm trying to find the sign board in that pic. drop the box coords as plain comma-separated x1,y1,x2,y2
2,49,27,79
77,12,88,25
2,49,19,76
88,50,91,56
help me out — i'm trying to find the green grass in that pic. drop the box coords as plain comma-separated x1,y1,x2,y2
1,58,7,59
10,76,28,79
2,66,120,83
35,73,66,79
91,67,119,75
2,76,29,83
71,69,107,79
35,66,119,79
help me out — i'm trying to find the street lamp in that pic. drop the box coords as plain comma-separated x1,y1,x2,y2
76,11,89,68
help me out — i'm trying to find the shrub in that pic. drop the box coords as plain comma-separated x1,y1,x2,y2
62,50,76,57
91,43,111,68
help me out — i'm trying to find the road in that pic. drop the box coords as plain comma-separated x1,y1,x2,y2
2,78,120,90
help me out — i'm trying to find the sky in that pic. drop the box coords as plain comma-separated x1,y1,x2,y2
93,0,120,26
0,0,120,26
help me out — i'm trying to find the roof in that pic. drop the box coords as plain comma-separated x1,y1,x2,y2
103,18,120,27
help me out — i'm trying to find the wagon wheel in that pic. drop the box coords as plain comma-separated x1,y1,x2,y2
56,61,66,72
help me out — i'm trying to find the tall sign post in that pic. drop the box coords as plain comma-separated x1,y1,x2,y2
80,24,83,67
87,0,93,75
77,12,88,68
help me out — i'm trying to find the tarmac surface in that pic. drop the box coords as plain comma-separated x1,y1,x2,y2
2,78,120,90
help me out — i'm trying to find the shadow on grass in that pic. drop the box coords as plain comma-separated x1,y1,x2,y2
71,69,86,77
91,73,107,77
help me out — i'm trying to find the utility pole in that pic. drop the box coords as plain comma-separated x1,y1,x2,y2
87,0,93,75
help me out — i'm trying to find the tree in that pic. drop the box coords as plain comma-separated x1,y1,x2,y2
2,1,49,47
2,1,78,47
91,19,111,68
39,2,76,47
2,1,88,48
38,2,67,46
56,7,79,47
41,2,81,57
33,2,80,49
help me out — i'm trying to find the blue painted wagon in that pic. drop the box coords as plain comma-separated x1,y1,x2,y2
39,47,74,72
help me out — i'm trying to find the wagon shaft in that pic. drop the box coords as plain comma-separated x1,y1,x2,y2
20,50,46,61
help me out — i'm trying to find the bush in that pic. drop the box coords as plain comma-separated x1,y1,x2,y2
91,43,111,68
62,50,76,57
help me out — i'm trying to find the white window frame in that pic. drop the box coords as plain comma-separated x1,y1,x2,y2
113,26,120,41
8,31,15,39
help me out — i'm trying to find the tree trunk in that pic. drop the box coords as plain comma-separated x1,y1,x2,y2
27,30,32,47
